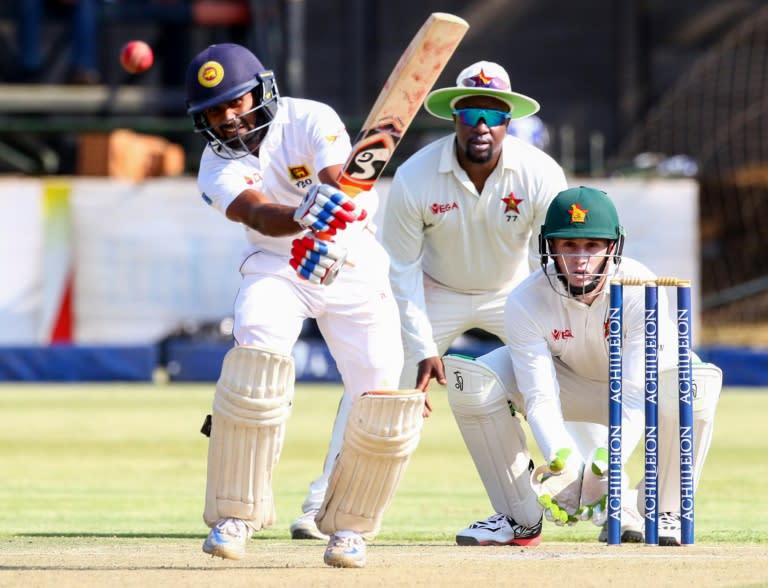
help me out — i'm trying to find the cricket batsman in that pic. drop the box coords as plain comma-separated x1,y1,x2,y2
185,42,423,568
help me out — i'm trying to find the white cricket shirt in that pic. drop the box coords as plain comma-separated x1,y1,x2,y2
195,96,378,260
504,257,679,461
382,133,567,359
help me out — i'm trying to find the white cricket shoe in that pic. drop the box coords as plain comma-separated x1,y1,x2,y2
290,510,329,540
658,512,682,546
202,517,253,560
597,501,644,543
456,513,542,547
323,531,366,568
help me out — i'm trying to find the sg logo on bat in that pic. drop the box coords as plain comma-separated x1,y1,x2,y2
338,116,404,195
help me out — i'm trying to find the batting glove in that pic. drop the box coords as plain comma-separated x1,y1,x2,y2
293,184,367,235
530,448,585,526
290,234,348,286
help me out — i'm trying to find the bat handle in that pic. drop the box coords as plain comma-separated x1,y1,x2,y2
312,230,355,268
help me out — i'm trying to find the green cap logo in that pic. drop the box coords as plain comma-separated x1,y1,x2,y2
542,186,624,241
568,203,588,223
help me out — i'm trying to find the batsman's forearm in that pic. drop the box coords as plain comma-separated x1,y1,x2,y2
245,204,303,236
227,199,302,237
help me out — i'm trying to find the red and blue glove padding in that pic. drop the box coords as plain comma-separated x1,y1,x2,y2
290,234,348,285
293,184,367,236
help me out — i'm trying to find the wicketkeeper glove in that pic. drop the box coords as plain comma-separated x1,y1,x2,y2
293,184,367,235
290,234,348,286
530,448,585,526
576,447,609,527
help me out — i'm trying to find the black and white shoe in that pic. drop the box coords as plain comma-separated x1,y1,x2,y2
290,509,329,540
658,512,682,546
456,513,542,546
597,501,644,543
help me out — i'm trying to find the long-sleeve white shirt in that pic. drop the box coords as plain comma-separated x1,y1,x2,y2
504,257,679,462
382,133,567,360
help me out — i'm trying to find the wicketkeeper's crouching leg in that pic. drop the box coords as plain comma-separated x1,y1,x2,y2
443,354,544,547
202,346,294,560
643,360,723,545
316,390,424,568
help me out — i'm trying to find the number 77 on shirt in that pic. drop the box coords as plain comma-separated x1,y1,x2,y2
337,12,469,196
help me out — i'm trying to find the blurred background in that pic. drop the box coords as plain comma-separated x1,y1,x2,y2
0,0,766,384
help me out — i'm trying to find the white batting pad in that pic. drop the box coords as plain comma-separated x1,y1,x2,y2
443,355,542,527
316,390,424,536
203,345,295,529
650,362,722,513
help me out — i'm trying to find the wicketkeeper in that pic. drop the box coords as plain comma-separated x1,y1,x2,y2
444,186,722,546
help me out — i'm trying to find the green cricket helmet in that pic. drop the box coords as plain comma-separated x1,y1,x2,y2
538,186,625,296
541,186,624,241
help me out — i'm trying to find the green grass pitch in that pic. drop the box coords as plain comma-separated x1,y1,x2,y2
0,382,765,543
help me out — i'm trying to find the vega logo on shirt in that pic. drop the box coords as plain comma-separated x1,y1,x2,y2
430,202,459,214
242,170,263,187
552,328,574,341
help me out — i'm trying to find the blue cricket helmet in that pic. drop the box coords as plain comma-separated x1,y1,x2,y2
185,43,279,159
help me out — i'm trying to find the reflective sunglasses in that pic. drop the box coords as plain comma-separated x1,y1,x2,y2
452,108,511,127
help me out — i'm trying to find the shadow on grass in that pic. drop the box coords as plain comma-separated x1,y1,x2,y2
14,532,457,546
16,532,203,539
14,531,303,541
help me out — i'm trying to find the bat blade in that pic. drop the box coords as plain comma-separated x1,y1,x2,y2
337,13,469,196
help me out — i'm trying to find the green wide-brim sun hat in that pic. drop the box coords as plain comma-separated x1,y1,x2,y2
424,87,540,121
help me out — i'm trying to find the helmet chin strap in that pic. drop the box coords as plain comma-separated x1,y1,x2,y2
555,256,610,296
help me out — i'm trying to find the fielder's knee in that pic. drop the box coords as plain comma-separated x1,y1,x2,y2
659,360,722,420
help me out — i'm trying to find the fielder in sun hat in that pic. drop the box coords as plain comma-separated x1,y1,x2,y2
424,60,540,121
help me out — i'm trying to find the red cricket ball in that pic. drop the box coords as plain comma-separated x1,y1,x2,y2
120,40,154,74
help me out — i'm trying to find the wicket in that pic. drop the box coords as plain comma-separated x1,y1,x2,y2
607,277,694,546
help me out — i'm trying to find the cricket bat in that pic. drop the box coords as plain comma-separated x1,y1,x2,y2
337,13,469,195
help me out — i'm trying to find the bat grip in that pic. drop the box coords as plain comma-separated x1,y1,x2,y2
312,230,355,268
